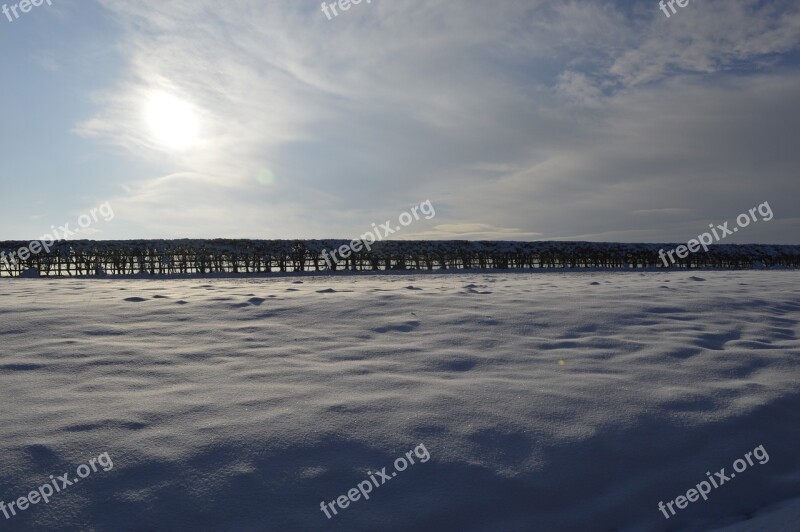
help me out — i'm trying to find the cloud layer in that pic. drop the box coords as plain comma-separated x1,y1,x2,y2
75,0,800,242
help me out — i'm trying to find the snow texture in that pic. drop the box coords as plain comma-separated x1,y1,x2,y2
0,271,798,531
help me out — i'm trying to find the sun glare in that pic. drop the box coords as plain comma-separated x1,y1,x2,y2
145,92,200,150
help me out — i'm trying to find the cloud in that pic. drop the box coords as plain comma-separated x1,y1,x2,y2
72,0,800,242
407,224,542,240
607,0,800,86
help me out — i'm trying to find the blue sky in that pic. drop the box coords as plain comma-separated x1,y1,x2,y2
1,0,799,242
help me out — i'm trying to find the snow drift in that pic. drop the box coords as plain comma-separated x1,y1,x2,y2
0,271,798,531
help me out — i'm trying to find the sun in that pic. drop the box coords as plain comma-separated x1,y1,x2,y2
145,92,200,150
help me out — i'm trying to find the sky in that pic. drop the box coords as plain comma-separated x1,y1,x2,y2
0,0,799,243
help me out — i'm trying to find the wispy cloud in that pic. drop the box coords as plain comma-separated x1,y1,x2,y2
68,0,800,242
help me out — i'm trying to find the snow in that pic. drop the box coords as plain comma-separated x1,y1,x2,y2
0,271,798,531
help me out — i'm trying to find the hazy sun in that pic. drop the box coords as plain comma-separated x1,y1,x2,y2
145,92,200,150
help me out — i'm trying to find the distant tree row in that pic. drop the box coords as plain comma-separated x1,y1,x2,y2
0,239,798,277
